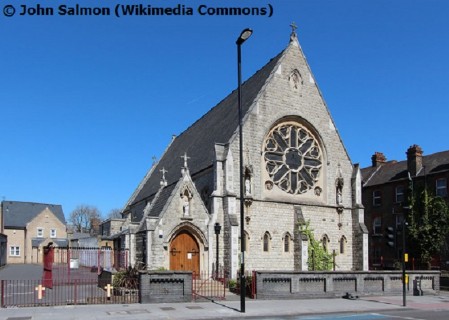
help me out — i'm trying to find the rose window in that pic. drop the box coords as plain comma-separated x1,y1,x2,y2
264,123,322,194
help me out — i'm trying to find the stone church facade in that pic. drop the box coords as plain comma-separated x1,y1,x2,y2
120,31,368,277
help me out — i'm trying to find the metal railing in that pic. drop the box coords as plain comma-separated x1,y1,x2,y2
1,278,138,308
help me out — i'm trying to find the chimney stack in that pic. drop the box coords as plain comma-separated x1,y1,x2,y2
371,152,386,167
406,144,423,177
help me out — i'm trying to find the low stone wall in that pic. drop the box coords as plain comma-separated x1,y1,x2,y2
139,271,192,303
255,271,440,299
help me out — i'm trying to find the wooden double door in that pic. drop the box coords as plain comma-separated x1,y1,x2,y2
170,231,200,274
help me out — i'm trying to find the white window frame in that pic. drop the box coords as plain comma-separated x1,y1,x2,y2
50,228,57,238
373,217,382,235
10,246,20,256
37,227,44,238
395,185,405,203
373,190,382,206
436,178,447,197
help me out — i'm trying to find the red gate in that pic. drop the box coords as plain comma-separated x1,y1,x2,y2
192,270,226,301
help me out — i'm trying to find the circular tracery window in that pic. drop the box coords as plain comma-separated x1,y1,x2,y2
263,122,322,194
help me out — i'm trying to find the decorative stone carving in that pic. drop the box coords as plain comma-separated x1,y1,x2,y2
263,122,322,195
244,165,253,196
180,187,193,217
265,181,274,190
289,69,303,92
336,166,344,207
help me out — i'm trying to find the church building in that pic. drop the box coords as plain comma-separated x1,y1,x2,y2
120,29,368,277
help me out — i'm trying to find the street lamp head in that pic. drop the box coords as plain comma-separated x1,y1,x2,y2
236,28,253,45
214,222,222,235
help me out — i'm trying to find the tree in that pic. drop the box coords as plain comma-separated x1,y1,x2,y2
69,205,101,234
406,188,449,269
299,220,334,271
107,208,123,219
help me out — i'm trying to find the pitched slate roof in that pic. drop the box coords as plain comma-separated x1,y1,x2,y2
2,200,66,228
126,48,286,210
361,150,449,187
147,183,176,217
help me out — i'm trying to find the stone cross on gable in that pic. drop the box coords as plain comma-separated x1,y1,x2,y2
290,22,298,41
160,167,168,186
160,167,167,179
181,152,190,169
290,21,298,33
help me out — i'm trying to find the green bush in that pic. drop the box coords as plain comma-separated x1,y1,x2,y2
112,267,139,289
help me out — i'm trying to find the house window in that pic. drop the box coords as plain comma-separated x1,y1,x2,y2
37,227,44,238
263,232,271,252
436,178,447,197
373,217,382,235
396,215,404,232
50,229,57,238
284,233,291,252
372,246,382,266
373,190,382,206
395,185,405,203
10,246,20,256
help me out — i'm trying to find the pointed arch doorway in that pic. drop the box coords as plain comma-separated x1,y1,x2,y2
170,230,200,274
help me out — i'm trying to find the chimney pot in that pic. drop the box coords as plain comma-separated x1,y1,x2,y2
371,152,386,167
406,144,423,176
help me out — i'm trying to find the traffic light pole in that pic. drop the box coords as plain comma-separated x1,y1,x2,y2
402,220,406,307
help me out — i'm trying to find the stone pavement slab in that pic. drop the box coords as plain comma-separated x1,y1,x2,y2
0,296,410,320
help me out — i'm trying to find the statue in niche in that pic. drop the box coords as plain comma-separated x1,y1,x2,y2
245,176,251,196
244,165,253,196
289,69,302,91
180,188,192,217
336,177,344,206
182,195,190,216
335,164,344,207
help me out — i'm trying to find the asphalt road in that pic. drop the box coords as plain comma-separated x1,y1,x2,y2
241,309,449,320
0,263,42,280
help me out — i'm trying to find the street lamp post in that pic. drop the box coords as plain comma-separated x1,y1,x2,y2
402,218,406,307
236,27,252,314
214,222,221,278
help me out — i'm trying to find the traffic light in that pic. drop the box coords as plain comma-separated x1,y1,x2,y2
386,226,395,247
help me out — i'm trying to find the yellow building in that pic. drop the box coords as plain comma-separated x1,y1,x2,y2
1,201,68,264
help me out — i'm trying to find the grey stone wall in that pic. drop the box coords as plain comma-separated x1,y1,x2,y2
255,270,440,299
139,271,192,303
222,38,363,272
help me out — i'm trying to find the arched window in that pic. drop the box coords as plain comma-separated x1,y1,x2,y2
283,233,292,252
263,232,271,252
340,236,347,254
322,234,329,252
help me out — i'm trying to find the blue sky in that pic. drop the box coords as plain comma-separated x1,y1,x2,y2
1,0,449,219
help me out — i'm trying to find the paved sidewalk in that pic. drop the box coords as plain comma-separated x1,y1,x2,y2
2,293,449,320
